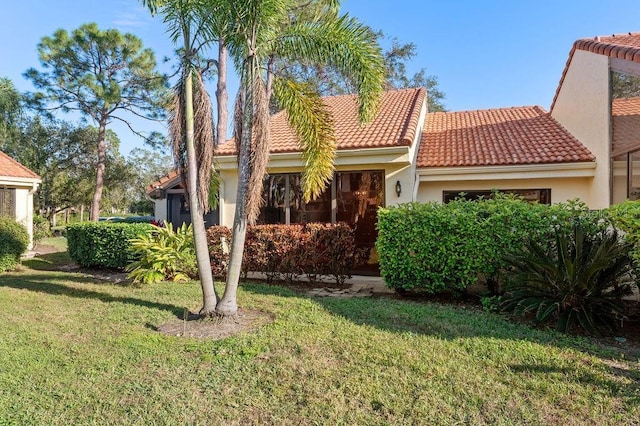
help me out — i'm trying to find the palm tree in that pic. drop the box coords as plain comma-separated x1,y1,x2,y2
145,0,385,317
215,1,386,315
142,0,227,315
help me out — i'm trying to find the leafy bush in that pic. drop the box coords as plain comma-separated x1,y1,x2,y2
206,226,232,278
301,223,363,284
376,195,604,295
609,200,640,270
0,217,29,272
206,223,360,284
32,215,51,243
244,225,305,282
500,220,636,334
126,222,197,285
67,222,154,269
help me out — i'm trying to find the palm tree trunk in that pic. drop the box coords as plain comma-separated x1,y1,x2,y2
90,119,107,221
217,63,255,317
184,69,218,316
215,39,228,147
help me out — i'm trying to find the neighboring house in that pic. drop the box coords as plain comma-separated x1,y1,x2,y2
149,32,640,254
0,151,41,249
551,32,640,207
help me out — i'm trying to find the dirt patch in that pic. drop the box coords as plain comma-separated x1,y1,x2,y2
156,309,275,339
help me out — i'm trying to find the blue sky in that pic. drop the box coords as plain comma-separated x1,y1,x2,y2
2,0,640,155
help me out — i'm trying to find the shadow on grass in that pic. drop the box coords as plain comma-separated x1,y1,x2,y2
241,282,640,360
242,281,640,404
22,252,74,270
0,273,186,318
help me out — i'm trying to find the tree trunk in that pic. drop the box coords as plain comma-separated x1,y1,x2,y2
215,40,228,147
90,119,107,221
217,62,255,317
184,69,219,316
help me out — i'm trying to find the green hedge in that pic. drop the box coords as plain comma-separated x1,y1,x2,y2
67,222,155,269
376,196,601,294
609,200,640,270
0,217,29,272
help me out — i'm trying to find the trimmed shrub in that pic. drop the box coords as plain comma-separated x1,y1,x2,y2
301,223,362,284
376,195,604,294
206,223,360,284
500,220,636,334
206,225,232,278
244,225,306,282
67,222,154,269
609,200,640,270
126,222,197,285
32,215,51,244
0,217,29,272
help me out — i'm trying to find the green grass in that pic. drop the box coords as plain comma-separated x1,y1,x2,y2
36,236,68,251
0,266,638,424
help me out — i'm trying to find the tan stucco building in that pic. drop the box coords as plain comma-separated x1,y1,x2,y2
0,151,41,249
149,32,640,252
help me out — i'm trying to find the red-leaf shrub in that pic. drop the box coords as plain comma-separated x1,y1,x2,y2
206,223,359,284
302,223,361,284
206,226,232,278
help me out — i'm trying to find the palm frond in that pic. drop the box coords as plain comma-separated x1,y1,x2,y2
271,13,385,123
273,77,336,201
169,69,215,212
192,70,215,212
245,65,271,224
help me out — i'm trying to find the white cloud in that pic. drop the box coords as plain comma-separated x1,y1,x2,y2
112,3,152,29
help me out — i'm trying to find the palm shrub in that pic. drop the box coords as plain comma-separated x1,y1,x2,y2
0,217,29,272
126,222,197,285
501,220,637,334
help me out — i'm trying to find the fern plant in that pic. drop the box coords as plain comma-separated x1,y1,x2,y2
126,222,197,285
501,220,637,334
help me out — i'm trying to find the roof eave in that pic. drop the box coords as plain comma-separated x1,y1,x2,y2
217,145,412,171
416,161,597,181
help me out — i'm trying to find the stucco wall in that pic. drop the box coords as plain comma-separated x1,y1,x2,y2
417,176,593,205
12,187,34,249
154,199,167,223
551,50,610,208
219,169,238,228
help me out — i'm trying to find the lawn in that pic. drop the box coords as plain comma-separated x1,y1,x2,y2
0,251,639,424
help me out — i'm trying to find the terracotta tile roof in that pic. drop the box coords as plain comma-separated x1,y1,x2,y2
612,97,640,155
575,33,640,62
146,169,181,194
217,87,426,155
552,32,640,111
417,106,595,168
0,150,40,180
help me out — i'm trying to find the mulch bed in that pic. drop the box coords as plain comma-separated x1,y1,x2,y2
156,309,274,339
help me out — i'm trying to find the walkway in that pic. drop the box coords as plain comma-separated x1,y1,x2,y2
245,272,394,298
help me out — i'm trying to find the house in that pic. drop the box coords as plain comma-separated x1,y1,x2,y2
550,32,640,207
0,151,41,249
149,32,640,257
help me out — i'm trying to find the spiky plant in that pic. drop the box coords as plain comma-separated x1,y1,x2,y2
501,220,637,334
126,222,197,285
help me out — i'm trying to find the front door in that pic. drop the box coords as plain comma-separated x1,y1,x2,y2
335,171,385,274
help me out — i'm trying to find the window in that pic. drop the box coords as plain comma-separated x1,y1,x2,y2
443,189,551,204
611,149,640,203
0,188,16,219
257,170,385,227
258,173,331,225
